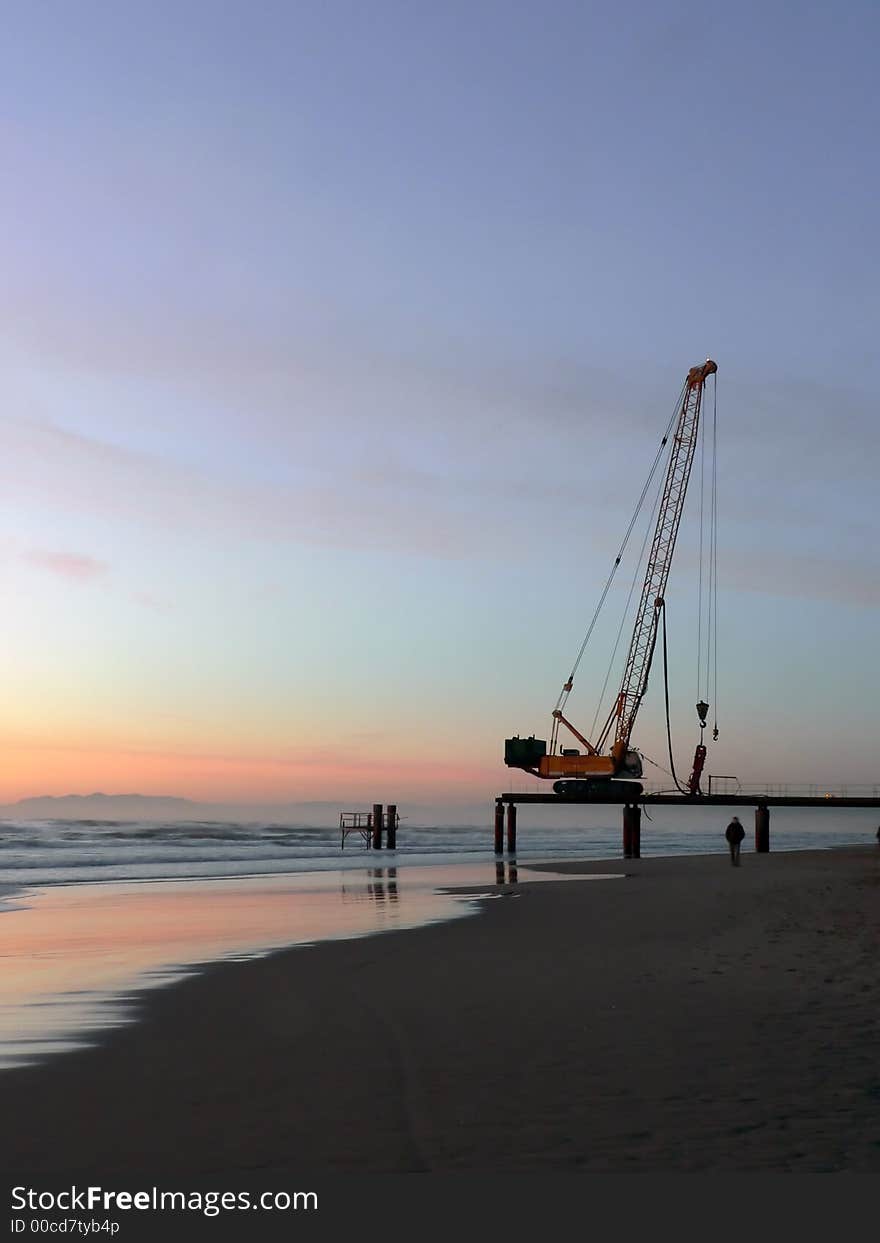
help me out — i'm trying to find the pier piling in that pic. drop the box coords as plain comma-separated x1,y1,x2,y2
494,802,504,854
623,804,641,858
506,802,517,854
371,803,383,850
631,804,641,858
755,803,770,853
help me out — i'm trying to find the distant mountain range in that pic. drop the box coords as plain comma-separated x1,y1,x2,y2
2,793,199,820
0,793,495,827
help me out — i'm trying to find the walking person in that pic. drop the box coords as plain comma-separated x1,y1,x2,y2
725,815,745,866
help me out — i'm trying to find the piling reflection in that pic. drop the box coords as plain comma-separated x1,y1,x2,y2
494,859,518,885
340,867,400,904
367,867,399,903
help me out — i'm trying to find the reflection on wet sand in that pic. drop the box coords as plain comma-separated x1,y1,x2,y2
0,862,616,1069
368,867,399,902
340,867,399,904
0,868,468,1068
495,859,518,885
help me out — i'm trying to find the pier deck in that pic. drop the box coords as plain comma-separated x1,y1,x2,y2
493,788,880,857
498,791,880,808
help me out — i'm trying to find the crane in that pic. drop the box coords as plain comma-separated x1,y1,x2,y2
505,358,717,796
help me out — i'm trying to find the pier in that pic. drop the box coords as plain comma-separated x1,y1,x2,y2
494,786,880,858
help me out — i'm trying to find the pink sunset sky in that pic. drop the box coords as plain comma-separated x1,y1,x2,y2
1,2,877,809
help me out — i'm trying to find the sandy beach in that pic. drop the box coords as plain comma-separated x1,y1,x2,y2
2,847,877,1176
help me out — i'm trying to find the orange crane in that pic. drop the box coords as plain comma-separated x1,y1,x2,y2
505,358,717,796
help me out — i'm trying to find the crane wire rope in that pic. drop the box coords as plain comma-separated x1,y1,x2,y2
711,373,719,736
697,372,719,735
703,386,712,706
661,600,688,794
588,445,667,741
639,750,676,783
660,372,719,796
696,373,721,711
551,378,688,750
697,387,706,701
657,372,720,796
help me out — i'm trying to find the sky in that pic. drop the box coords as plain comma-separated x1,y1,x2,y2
1,0,877,808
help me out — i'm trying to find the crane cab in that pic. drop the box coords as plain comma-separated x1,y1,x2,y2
505,736,643,780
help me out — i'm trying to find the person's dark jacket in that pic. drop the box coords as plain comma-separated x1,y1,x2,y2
725,819,745,844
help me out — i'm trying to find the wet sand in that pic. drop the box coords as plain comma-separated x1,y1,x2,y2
1,848,877,1174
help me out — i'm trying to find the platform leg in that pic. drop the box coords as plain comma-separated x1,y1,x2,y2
386,803,397,849
506,802,517,854
622,805,633,858
372,803,383,850
755,804,770,853
494,802,504,854
629,804,641,858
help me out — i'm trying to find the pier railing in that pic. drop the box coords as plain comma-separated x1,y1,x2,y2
645,777,880,800
339,811,373,849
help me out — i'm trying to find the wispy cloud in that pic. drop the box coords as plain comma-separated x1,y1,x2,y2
721,548,880,609
0,416,563,560
23,548,108,581
130,591,173,611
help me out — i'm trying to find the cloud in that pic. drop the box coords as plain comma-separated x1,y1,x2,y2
23,548,108,581
130,591,173,611
0,416,582,561
721,548,880,609
0,283,632,438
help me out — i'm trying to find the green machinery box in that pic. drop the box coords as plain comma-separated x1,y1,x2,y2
504,736,547,767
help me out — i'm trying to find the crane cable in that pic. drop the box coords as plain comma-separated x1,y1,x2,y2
551,378,688,751
696,380,706,701
711,373,719,738
661,599,688,794
667,373,719,792
695,373,720,736
588,442,667,740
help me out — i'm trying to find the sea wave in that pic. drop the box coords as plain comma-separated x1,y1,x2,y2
0,809,875,889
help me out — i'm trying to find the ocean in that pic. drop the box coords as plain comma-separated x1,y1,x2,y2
1,804,877,895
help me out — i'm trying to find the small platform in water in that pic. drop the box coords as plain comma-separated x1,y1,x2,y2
339,805,399,850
